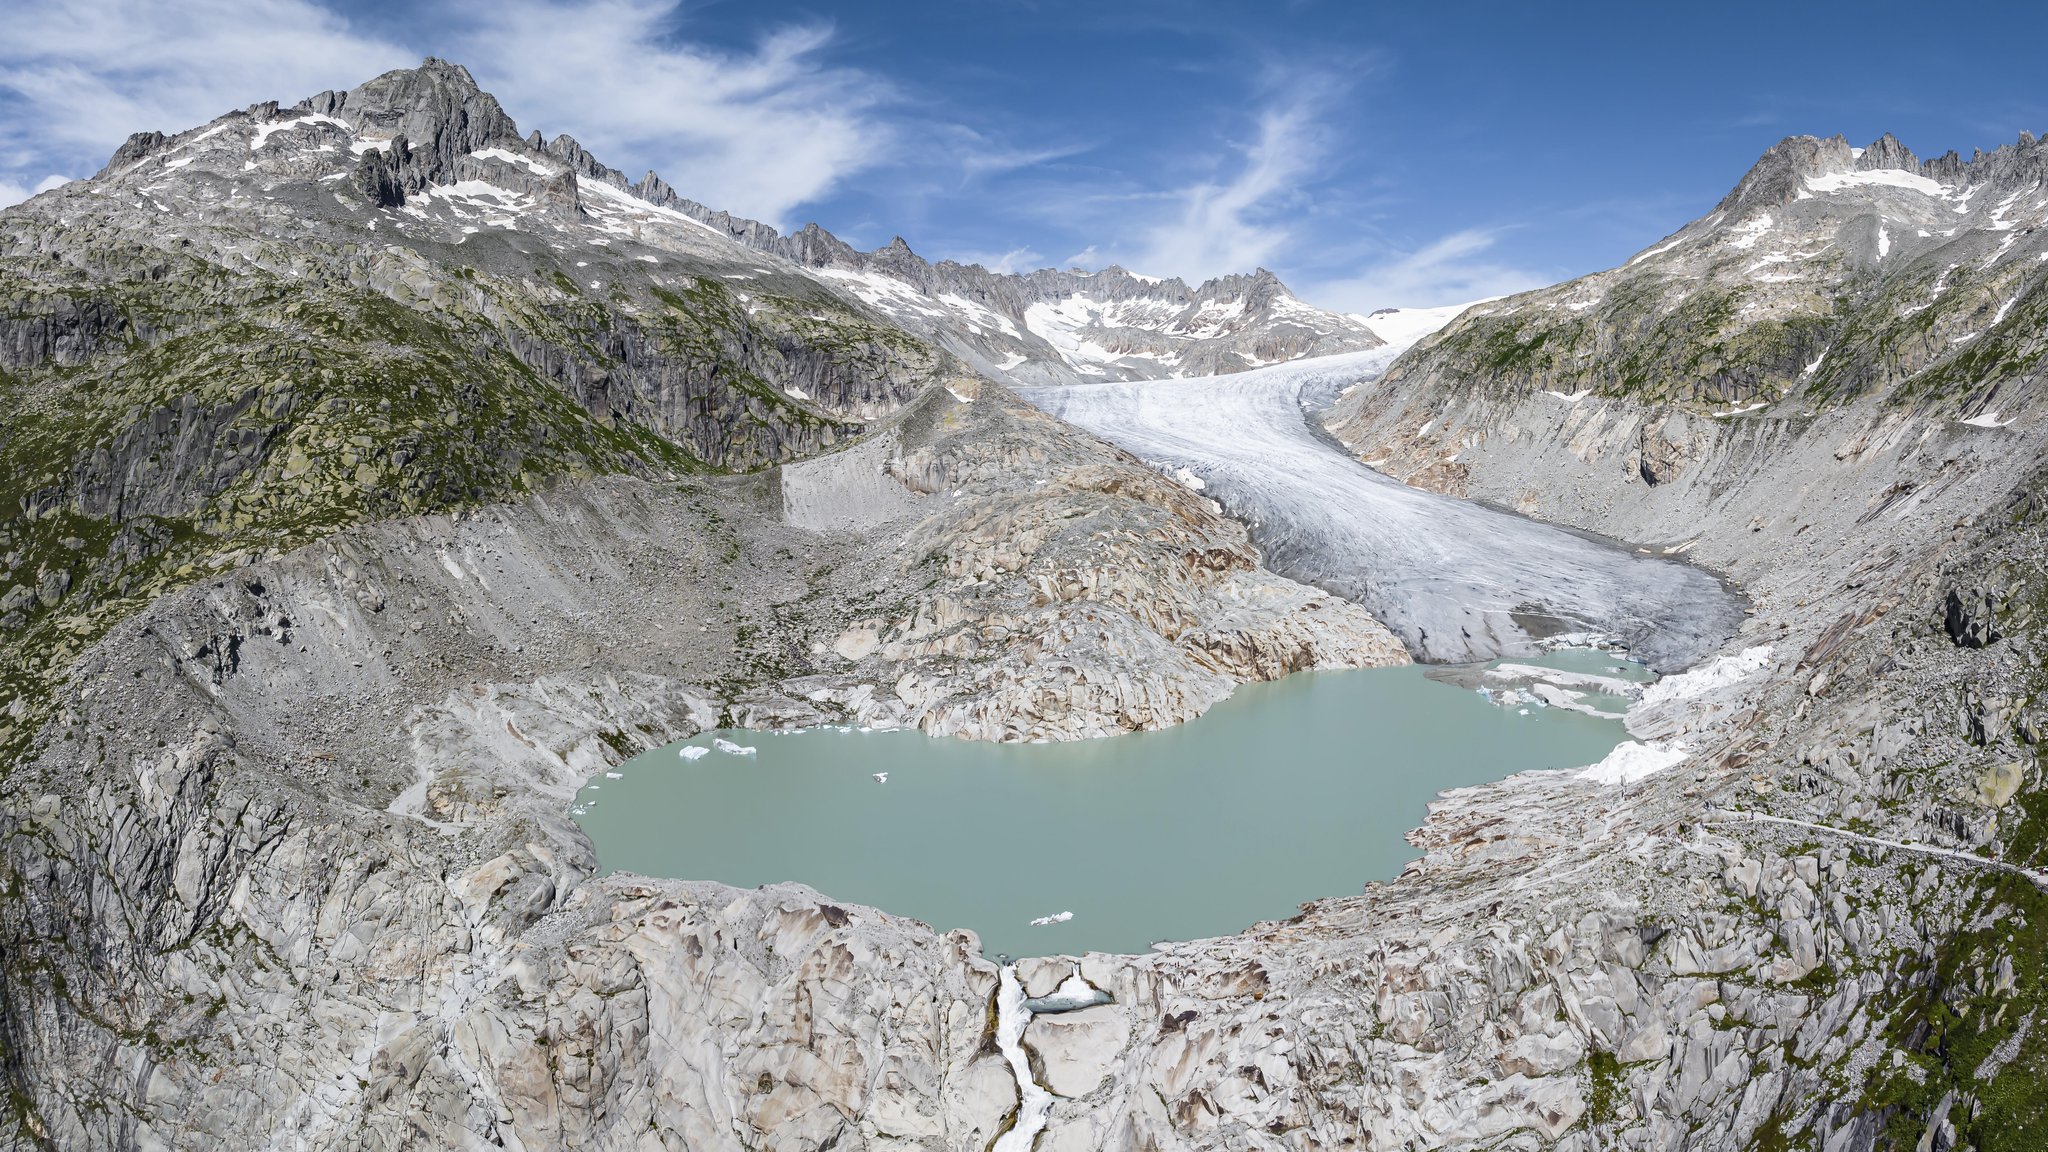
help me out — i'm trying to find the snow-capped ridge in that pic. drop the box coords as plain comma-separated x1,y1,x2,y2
64,56,1383,388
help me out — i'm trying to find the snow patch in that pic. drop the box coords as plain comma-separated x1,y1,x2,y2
1959,411,2016,429
250,114,351,150
470,147,560,176
1358,301,1479,351
817,268,947,319
1579,741,1689,785
1626,237,1685,266
992,968,1053,1152
937,292,1022,339
1726,214,1774,250
1637,645,1773,708
1804,169,1950,197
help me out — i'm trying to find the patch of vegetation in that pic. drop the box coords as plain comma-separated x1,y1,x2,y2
1585,1050,1624,1127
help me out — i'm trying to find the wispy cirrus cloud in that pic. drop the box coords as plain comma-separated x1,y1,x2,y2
1130,94,1327,281
449,0,890,227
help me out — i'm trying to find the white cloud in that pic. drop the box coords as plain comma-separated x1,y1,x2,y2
947,246,1042,274
1301,229,1549,313
1130,95,1325,282
1063,245,1104,270
451,1,890,227
0,174,70,208
0,0,890,229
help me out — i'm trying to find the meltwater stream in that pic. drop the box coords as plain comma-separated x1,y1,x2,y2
572,654,1649,958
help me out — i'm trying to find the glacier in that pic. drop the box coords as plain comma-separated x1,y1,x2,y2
1022,350,1743,669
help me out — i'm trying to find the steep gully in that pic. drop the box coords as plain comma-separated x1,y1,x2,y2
1021,348,1745,669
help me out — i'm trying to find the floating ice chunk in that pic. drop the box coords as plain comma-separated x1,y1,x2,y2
1028,911,1074,926
604,771,623,779
713,738,757,756
679,745,710,760
872,772,889,784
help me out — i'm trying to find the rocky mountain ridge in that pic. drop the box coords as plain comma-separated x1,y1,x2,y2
1326,128,2048,469
82,57,1381,393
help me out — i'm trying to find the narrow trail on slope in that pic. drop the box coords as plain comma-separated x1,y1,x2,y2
1710,811,2048,892
1022,350,1743,669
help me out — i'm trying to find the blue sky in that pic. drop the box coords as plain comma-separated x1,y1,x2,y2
4,0,2046,311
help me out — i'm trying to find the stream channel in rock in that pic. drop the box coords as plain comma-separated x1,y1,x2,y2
572,649,1652,958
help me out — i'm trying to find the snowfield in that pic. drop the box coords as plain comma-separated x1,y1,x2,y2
1022,350,1743,668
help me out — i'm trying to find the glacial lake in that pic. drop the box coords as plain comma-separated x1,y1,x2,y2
571,652,1649,958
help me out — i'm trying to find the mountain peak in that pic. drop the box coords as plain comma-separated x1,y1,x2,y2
1856,131,1918,172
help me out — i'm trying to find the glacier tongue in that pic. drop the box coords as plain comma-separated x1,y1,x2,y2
1023,350,1742,669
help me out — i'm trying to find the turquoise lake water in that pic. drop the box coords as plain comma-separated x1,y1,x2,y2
571,655,1644,957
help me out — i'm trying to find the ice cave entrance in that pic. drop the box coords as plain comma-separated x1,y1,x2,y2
570,648,1651,957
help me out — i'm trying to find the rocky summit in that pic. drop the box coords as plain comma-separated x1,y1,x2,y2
3,53,2048,1152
